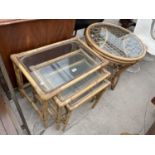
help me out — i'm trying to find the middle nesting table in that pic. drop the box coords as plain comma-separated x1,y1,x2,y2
11,37,111,130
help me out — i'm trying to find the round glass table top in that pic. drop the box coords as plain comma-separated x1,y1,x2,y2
86,23,146,63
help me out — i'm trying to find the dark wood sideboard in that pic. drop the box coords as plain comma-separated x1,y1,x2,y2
0,19,75,86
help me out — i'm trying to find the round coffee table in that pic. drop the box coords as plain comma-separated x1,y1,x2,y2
85,22,146,89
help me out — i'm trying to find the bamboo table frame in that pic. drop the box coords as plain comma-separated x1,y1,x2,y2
55,80,111,131
85,23,146,89
11,37,110,129
53,70,111,130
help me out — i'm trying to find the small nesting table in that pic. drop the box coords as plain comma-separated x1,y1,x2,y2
11,37,111,130
85,23,146,89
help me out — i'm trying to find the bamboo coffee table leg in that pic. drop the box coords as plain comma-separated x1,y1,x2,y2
32,88,38,103
63,108,72,131
92,90,105,109
111,72,120,90
13,64,24,96
42,101,48,128
111,64,132,90
56,105,62,130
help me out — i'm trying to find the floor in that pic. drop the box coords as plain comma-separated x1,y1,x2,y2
8,19,155,135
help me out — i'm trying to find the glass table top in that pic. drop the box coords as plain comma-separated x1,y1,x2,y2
19,40,104,93
57,69,108,102
55,78,110,107
69,79,109,106
87,23,145,59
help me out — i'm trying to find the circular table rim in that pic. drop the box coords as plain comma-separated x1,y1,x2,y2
85,22,147,64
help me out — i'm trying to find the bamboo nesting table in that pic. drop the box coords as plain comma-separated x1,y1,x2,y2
85,23,146,89
11,37,111,130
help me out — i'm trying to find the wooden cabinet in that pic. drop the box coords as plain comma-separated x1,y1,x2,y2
0,19,75,86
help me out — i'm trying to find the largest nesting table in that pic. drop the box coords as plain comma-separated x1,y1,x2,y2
11,37,111,130
85,23,146,89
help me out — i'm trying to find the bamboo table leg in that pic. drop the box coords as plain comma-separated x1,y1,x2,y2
32,88,37,103
13,64,24,96
63,108,72,131
110,63,133,90
111,71,120,90
92,90,105,109
56,105,62,130
42,100,48,128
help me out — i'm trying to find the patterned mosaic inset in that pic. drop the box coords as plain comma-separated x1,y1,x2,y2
89,25,144,58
